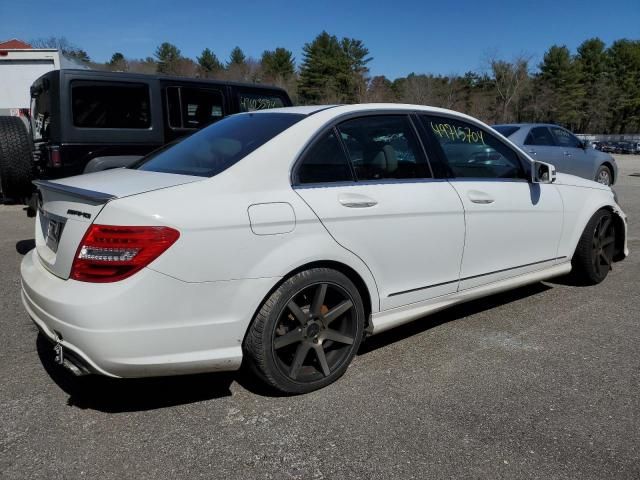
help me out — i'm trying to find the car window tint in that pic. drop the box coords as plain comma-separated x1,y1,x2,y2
167,87,224,129
71,81,150,129
238,92,286,112
336,115,431,180
524,127,555,146
421,115,524,180
137,113,303,177
296,131,353,184
550,127,581,148
492,125,520,137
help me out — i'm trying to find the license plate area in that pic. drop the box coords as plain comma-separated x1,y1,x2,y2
44,215,65,253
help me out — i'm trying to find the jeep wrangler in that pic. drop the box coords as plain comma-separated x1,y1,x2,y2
0,69,292,203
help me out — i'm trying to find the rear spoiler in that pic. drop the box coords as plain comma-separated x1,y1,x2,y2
33,180,116,203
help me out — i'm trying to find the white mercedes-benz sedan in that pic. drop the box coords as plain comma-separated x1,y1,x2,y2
21,104,628,394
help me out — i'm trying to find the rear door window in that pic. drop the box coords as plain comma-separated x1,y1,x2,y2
524,127,555,146
166,87,224,129
71,81,150,129
336,115,431,181
295,130,354,184
492,125,520,137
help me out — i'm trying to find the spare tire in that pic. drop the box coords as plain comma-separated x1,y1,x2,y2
0,116,34,199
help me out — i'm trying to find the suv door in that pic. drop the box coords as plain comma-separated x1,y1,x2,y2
420,115,564,290
293,114,465,310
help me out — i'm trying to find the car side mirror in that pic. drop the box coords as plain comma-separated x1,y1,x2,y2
532,160,556,184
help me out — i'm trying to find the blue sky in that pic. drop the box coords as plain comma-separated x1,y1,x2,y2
1,0,638,79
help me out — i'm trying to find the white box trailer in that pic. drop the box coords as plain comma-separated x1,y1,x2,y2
0,48,61,118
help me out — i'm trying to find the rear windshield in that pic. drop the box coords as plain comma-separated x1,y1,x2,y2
137,112,304,177
239,92,286,112
492,125,520,137
31,82,51,141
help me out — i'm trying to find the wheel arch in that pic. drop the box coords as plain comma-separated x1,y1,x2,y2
602,205,627,261
246,260,377,340
600,161,615,184
567,205,626,263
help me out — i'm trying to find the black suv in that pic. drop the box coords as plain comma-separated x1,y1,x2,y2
0,69,292,200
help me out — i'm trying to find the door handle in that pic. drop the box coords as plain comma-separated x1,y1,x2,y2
527,150,537,155
338,193,378,208
564,151,572,157
467,190,495,204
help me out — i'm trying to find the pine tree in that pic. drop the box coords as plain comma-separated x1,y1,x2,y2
261,48,295,80
227,46,246,67
298,31,371,104
155,42,182,74
538,45,583,129
197,48,223,76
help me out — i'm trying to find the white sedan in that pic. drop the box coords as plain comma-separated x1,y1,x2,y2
21,104,628,394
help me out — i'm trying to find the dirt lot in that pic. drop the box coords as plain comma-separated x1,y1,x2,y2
1,155,639,479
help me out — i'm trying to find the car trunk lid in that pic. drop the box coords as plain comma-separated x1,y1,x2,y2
33,169,202,279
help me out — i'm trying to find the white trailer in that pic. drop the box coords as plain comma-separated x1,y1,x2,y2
0,48,61,118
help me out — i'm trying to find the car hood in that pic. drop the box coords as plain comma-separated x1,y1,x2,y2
554,172,610,190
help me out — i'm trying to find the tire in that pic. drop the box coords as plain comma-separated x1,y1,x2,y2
244,268,365,394
572,209,616,285
0,116,34,199
595,165,612,186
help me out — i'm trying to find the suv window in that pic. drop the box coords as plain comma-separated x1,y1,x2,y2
525,126,555,146
337,115,431,181
137,112,303,177
422,115,524,179
167,87,224,129
550,126,581,148
296,131,354,184
239,92,286,112
71,81,150,129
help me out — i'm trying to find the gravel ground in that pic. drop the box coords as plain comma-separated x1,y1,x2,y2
1,155,639,479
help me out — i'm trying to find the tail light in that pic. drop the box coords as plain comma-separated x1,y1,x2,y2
49,146,61,168
70,225,180,282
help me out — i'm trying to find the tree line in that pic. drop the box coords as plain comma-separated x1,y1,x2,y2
32,34,640,133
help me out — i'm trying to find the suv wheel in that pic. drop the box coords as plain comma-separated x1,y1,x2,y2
244,268,365,394
0,116,33,199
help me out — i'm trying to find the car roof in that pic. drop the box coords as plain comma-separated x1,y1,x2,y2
493,123,563,129
250,103,488,121
52,69,290,93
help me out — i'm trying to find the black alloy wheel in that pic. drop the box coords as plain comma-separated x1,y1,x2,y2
245,268,365,394
572,209,616,285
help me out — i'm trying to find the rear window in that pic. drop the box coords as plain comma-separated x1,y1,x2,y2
238,92,286,112
31,81,51,141
71,81,151,129
137,112,304,177
492,125,520,137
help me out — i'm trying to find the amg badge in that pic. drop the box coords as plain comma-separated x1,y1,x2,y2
67,209,91,219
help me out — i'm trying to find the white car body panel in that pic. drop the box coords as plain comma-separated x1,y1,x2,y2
295,181,466,310
449,180,563,290
20,103,628,378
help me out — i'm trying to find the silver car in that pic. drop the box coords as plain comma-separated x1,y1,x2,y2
493,124,617,186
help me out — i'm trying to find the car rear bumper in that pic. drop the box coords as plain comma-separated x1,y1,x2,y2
20,249,279,378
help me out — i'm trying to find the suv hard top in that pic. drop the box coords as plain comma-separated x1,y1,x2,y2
0,69,292,201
